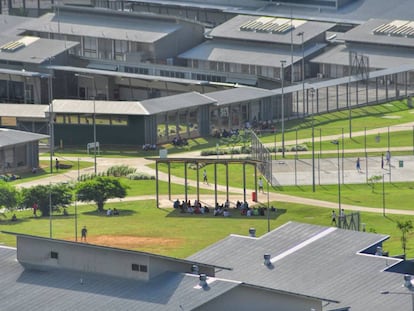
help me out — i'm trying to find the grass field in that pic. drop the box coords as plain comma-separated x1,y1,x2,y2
2,101,414,261
1,199,412,258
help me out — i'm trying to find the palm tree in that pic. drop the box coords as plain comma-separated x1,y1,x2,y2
397,220,413,259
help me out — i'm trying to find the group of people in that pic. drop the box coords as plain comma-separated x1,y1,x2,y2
235,200,276,216
106,208,120,216
331,209,347,226
173,199,210,215
142,144,157,151
356,151,392,172
212,128,240,138
172,135,188,146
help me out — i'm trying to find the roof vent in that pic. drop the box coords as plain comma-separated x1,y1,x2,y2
249,227,256,237
264,253,273,268
375,246,383,256
199,273,209,289
264,254,271,265
191,264,199,275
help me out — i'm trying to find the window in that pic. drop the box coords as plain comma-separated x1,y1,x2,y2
111,116,128,126
83,37,97,58
131,263,148,272
114,40,128,61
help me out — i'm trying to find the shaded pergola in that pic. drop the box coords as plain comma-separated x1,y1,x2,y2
147,157,262,208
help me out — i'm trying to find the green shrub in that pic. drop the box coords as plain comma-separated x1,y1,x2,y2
127,173,155,180
106,165,136,177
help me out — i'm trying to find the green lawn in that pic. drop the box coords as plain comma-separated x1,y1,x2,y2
276,182,414,210
3,101,414,260
1,199,412,259
260,100,414,144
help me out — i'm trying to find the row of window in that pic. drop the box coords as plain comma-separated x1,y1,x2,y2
55,114,128,126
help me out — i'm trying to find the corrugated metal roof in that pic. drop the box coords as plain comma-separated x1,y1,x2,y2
179,40,326,67
0,15,34,37
188,221,410,311
343,18,414,48
50,65,209,85
140,91,216,114
0,35,78,63
207,86,274,105
310,43,414,69
209,15,334,45
0,104,48,118
51,100,149,115
0,128,48,147
0,247,240,311
22,10,180,43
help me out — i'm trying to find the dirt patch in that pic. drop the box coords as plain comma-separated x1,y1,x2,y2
85,235,182,250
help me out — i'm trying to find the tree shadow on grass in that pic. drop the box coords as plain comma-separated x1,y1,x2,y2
82,209,137,217
166,208,286,220
0,217,31,225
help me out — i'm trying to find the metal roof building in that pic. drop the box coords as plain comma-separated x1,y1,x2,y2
0,232,330,311
188,221,411,311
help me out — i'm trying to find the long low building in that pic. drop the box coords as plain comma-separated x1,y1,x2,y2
0,232,331,310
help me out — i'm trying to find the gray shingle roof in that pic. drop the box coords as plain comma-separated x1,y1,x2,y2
188,221,410,311
0,247,240,311
0,128,48,147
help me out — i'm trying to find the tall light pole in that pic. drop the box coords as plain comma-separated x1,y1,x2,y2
281,60,286,158
297,31,305,116
75,157,80,242
75,74,97,175
310,88,315,192
382,173,385,217
331,140,341,221
49,182,52,238
47,61,54,174
382,172,390,216
290,6,294,84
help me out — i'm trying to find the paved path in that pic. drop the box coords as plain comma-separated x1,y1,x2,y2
17,121,414,216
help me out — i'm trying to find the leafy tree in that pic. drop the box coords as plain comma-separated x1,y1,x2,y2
76,176,127,212
0,180,19,211
397,220,413,259
367,175,382,193
21,183,73,216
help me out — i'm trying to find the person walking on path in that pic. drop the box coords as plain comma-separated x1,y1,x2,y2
55,158,60,171
258,177,264,193
385,151,391,166
81,226,87,242
381,154,384,169
356,157,361,172
331,210,337,226
203,169,208,185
